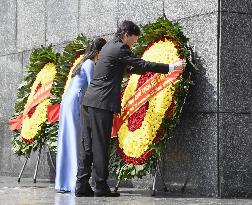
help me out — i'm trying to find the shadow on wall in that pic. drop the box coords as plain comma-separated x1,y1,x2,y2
161,50,218,197
112,49,218,197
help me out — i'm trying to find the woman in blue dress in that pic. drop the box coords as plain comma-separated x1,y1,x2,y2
55,38,107,193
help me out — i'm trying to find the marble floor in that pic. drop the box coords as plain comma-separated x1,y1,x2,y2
0,176,251,205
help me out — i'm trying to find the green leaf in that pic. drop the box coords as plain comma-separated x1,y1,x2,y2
109,17,195,180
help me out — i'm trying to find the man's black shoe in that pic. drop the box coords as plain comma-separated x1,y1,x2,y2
75,191,94,197
75,181,94,197
94,181,120,197
94,190,120,197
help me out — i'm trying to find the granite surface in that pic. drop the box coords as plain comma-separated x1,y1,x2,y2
221,0,252,13
219,12,252,113
162,112,218,197
0,176,252,204
0,0,251,198
0,53,23,174
117,0,164,26
79,0,117,37
46,0,78,45
178,13,218,113
219,113,252,197
16,0,46,51
0,0,16,55
164,0,218,20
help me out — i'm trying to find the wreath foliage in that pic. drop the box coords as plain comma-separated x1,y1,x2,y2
46,35,90,152
11,46,59,156
109,17,195,180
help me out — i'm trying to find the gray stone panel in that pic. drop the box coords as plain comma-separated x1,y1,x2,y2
220,13,252,113
221,0,252,13
117,0,164,26
0,53,23,118
0,53,23,174
100,34,115,42
79,0,117,37
164,0,218,21
0,0,16,55
117,8,218,113
162,113,218,196
17,0,46,51
119,113,219,196
53,43,69,54
46,0,78,45
178,13,218,113
131,174,152,190
22,50,32,77
219,113,252,197
0,52,55,178
0,123,11,174
8,149,55,180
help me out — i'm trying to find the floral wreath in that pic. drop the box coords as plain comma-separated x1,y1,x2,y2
46,35,90,152
110,17,195,180
10,46,59,156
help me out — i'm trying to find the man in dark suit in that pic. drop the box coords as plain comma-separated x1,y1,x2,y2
75,21,185,197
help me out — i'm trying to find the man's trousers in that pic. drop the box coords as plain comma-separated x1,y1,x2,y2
76,106,113,184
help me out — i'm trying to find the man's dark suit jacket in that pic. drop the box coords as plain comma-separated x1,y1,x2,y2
83,36,173,113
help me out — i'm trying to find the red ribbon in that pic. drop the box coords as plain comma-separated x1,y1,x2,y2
47,103,60,123
112,70,182,136
9,103,61,131
9,114,23,131
23,81,53,116
8,80,58,131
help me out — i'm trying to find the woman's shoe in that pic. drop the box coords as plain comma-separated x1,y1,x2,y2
57,190,70,194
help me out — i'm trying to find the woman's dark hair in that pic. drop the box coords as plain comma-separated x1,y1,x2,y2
72,37,106,77
116,20,141,38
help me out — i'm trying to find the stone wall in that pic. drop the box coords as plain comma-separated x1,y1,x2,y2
0,0,251,197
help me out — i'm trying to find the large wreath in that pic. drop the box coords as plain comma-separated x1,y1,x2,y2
45,35,90,152
10,46,59,156
110,17,194,180
10,35,90,155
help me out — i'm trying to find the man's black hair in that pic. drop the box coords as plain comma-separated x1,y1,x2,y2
116,20,141,38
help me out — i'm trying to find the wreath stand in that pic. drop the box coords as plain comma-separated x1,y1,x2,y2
113,92,190,196
17,138,56,183
114,158,168,196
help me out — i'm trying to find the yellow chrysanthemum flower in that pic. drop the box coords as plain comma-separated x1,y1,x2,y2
63,54,84,96
21,99,51,140
26,63,57,106
118,39,181,158
21,63,57,141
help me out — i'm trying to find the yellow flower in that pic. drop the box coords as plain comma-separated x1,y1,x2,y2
121,74,140,108
21,99,51,140
21,63,57,141
26,63,57,106
63,54,84,96
118,39,181,158
142,39,179,64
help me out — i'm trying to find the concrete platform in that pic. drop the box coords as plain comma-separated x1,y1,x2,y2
0,176,251,205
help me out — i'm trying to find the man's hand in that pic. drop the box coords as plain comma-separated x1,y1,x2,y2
174,60,186,70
